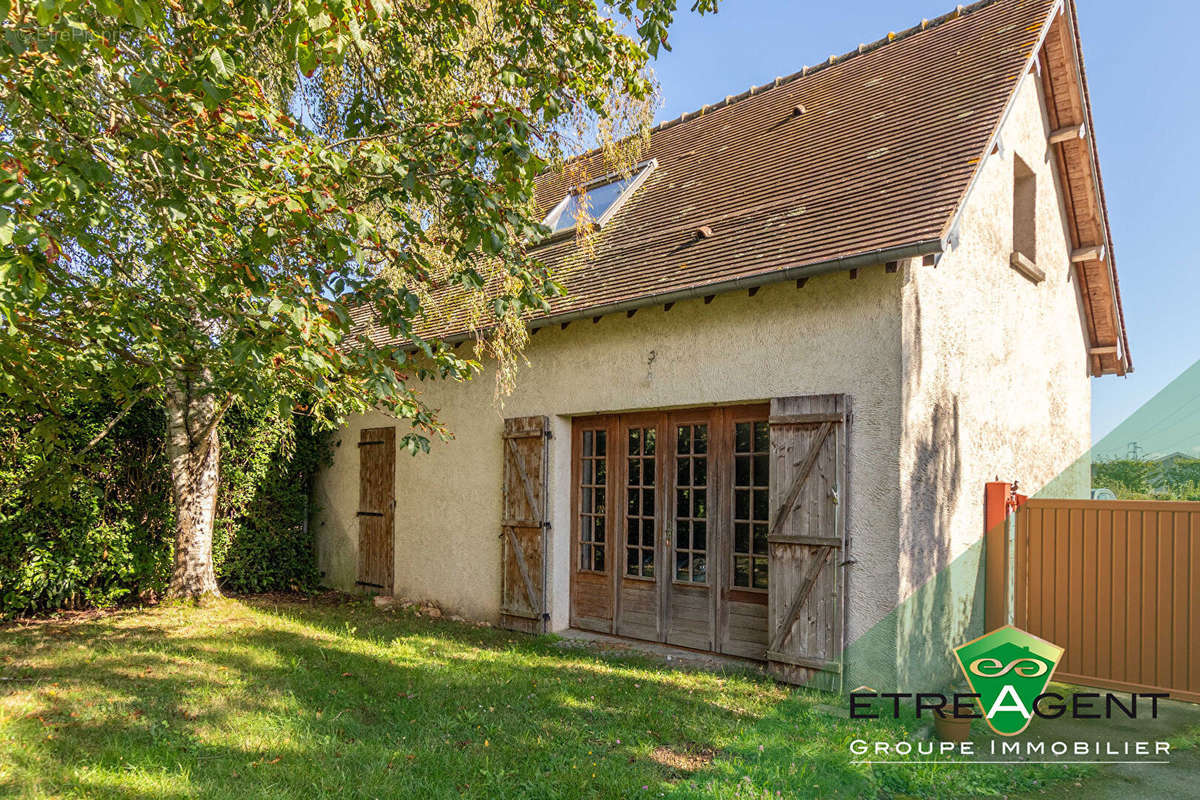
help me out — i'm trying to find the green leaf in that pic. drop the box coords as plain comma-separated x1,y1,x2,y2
0,182,24,203
0,0,701,599
297,43,318,77
207,47,234,78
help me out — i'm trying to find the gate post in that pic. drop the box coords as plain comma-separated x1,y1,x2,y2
984,481,1013,632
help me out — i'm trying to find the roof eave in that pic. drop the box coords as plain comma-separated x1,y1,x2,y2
428,238,945,349
1064,0,1131,376
1047,0,1130,376
938,0,1130,378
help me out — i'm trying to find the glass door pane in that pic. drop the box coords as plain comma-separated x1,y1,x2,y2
673,422,709,584
579,428,607,572
625,426,656,578
732,420,770,589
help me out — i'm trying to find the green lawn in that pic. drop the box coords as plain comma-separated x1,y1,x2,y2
0,595,1091,799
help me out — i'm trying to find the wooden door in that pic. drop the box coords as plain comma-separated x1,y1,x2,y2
720,406,772,659
664,410,717,651
571,416,617,632
570,406,774,658
357,426,395,593
500,416,549,633
615,413,664,642
766,394,849,689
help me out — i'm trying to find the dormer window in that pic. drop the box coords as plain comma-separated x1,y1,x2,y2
542,159,657,236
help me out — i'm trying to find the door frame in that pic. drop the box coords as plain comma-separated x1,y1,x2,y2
662,406,721,651
613,410,665,641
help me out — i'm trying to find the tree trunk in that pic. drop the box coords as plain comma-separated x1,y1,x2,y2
165,375,222,600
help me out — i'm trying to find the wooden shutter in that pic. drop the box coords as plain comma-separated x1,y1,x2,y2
357,426,395,592
500,416,550,633
766,394,849,689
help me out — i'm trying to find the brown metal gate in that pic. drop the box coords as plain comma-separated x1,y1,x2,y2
992,497,1200,702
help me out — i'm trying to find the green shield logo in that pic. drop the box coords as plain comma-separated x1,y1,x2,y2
953,625,1064,736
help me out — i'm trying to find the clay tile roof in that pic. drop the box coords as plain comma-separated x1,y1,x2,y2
360,0,1066,344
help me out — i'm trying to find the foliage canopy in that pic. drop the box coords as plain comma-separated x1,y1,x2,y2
0,0,715,595
0,0,715,449
1092,457,1200,501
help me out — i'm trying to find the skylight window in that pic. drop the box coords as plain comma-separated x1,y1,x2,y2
541,159,656,236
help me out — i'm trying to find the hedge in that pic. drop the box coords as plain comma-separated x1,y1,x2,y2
0,395,331,617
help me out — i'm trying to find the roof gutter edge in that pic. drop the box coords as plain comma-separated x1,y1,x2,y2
431,239,942,345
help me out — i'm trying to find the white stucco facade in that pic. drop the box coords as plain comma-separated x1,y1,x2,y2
893,73,1093,687
316,268,906,657
314,69,1096,691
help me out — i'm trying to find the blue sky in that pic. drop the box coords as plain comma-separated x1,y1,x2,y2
648,0,1199,445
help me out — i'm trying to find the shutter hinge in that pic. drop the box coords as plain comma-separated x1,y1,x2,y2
839,559,857,568
544,428,553,439
543,521,552,530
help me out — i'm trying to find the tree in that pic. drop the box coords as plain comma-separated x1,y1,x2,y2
1158,457,1200,498
1091,459,1155,498
0,0,715,598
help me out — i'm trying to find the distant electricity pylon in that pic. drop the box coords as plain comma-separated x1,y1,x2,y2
1126,441,1144,460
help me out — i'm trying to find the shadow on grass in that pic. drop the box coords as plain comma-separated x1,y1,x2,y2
663,688,1094,800
0,596,1091,800
0,597,780,799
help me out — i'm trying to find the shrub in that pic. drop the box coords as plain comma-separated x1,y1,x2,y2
0,395,330,617
214,408,329,594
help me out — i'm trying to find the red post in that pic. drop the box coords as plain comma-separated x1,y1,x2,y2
984,481,1014,631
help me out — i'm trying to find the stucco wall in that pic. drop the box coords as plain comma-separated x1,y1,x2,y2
314,270,906,681
315,73,1099,693
893,73,1093,688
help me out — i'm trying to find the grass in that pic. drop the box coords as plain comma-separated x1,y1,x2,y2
0,595,1095,799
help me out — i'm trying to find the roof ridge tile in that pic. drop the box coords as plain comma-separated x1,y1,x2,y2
647,0,1002,136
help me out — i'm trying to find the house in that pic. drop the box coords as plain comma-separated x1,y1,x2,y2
314,0,1130,691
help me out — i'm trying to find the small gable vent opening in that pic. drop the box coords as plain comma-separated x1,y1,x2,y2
541,159,656,237
1013,155,1037,265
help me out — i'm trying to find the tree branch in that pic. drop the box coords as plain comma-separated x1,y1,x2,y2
77,392,147,457
192,392,236,453
13,319,157,369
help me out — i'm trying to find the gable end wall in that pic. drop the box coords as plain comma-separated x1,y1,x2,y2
895,71,1093,689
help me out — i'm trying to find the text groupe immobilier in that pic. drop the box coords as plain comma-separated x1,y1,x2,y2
850,739,1171,758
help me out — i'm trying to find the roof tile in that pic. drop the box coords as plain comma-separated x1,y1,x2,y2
361,0,1058,344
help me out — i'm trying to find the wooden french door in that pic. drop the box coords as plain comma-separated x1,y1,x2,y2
570,405,770,658
664,409,715,650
